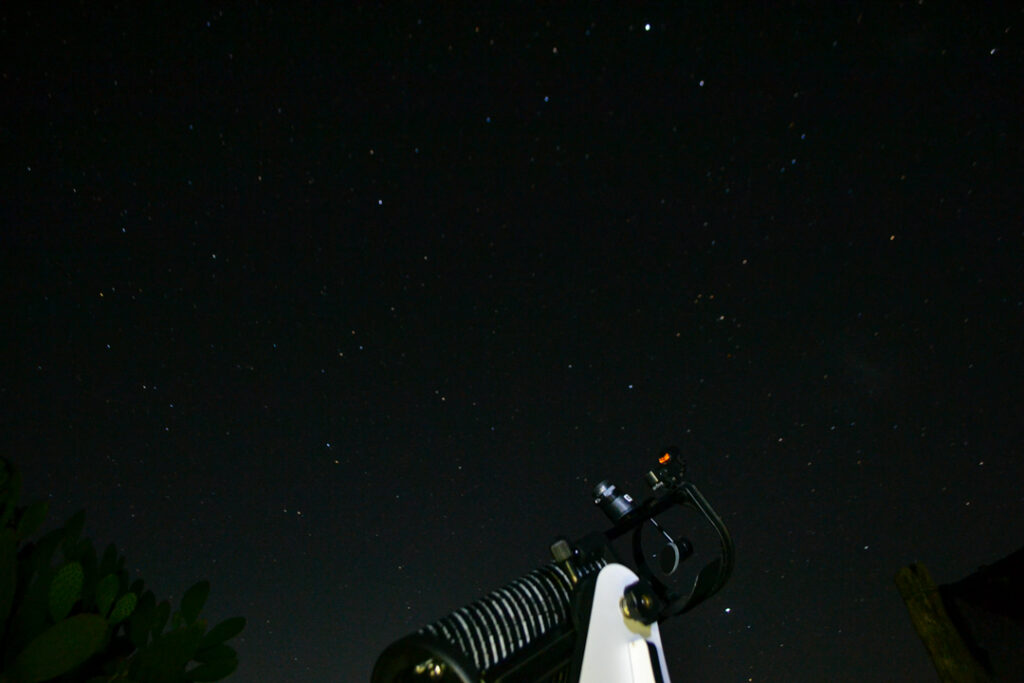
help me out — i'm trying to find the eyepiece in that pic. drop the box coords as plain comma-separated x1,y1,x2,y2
593,480,637,523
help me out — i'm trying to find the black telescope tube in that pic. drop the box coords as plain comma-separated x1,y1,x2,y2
372,557,607,682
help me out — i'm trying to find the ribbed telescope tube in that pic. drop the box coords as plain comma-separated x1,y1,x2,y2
372,557,607,682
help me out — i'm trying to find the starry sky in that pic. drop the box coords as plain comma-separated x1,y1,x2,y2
2,4,1022,681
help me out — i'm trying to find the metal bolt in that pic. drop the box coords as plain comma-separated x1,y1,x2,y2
414,658,446,678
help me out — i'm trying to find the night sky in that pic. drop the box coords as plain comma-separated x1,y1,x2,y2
3,4,1022,681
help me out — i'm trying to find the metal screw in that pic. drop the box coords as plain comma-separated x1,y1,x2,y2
414,658,446,678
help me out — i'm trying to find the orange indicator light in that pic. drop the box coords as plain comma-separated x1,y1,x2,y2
659,453,672,464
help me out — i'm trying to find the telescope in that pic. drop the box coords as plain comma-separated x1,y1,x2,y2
372,448,734,682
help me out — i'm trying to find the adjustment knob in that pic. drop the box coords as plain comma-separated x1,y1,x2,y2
621,580,660,625
550,538,572,562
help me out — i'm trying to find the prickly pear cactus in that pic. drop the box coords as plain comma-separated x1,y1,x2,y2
0,457,246,682
95,573,120,619
48,561,85,623
180,581,210,626
6,613,108,682
108,591,138,626
14,502,48,543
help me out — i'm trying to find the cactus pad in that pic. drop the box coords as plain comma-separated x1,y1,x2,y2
7,613,108,683
49,561,85,623
95,573,120,618
109,591,138,625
